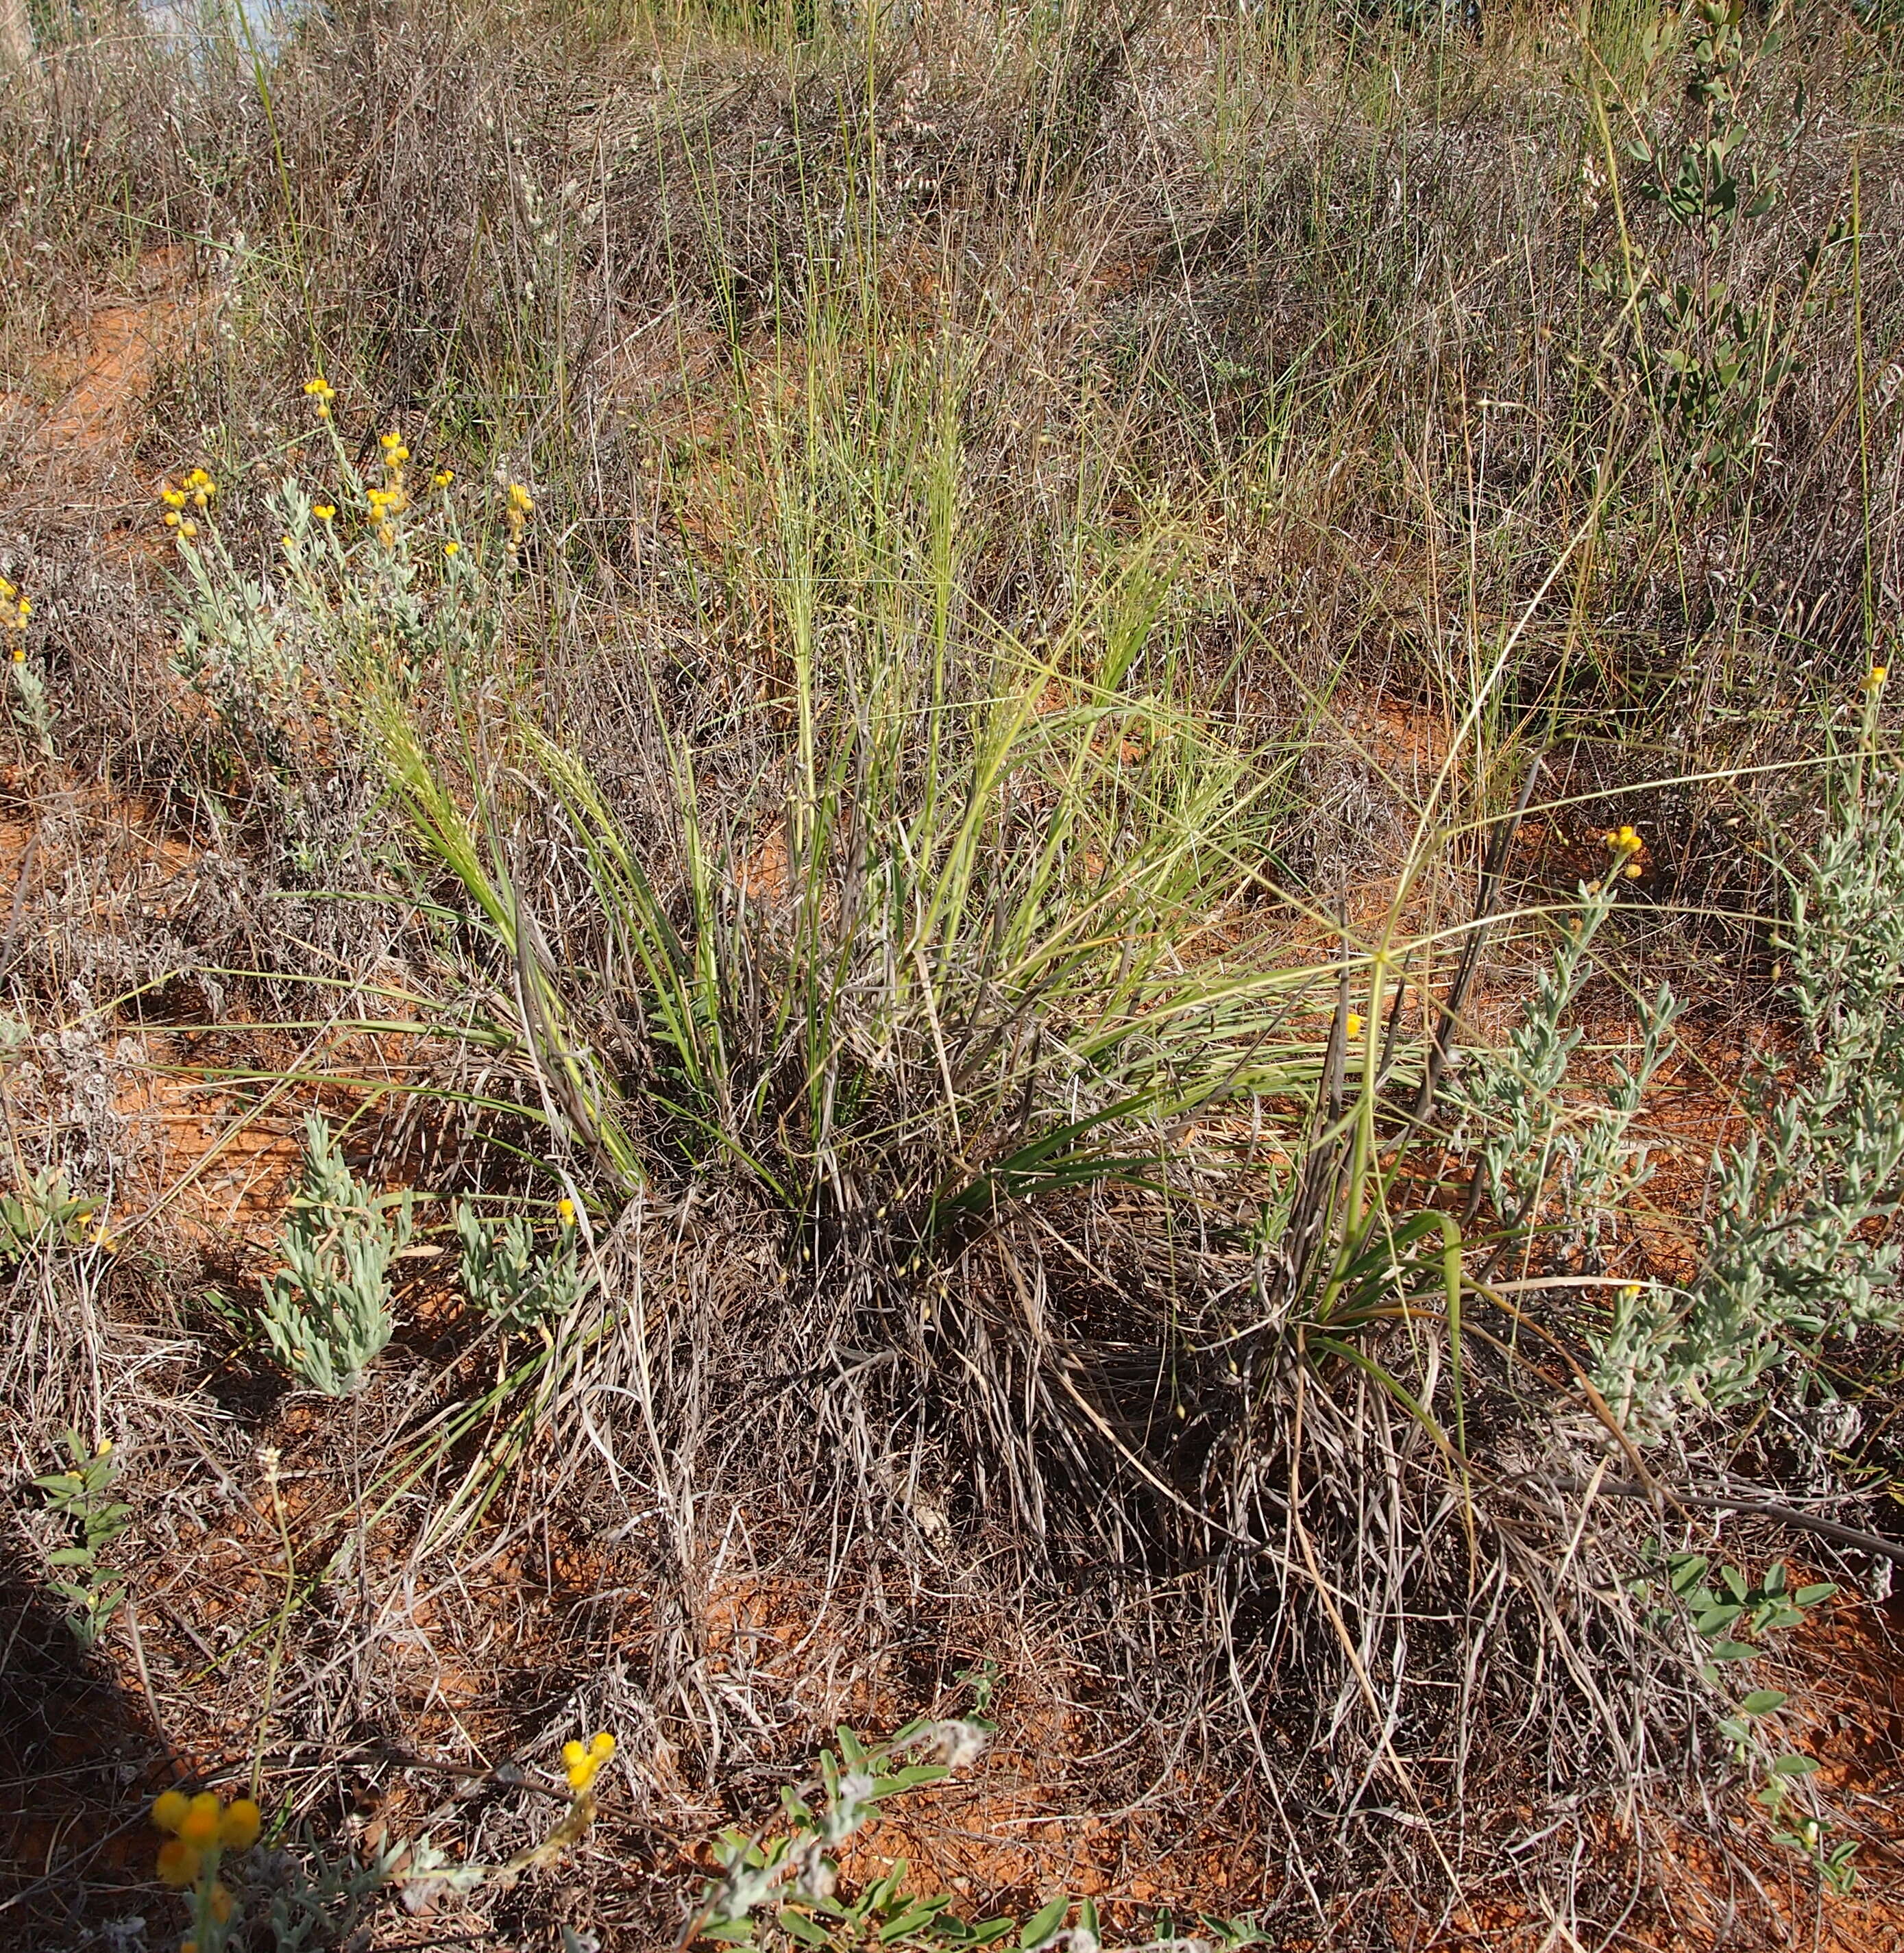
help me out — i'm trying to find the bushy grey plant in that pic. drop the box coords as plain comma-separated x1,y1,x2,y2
454,1200,589,1335
258,1114,411,1395
1594,770,1904,1428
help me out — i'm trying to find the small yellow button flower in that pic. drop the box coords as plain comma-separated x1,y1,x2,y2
220,1797,262,1849
433,467,454,487
178,1791,222,1847
164,511,181,528
9,644,23,665
156,1839,201,1887
561,1728,615,1792
303,376,335,408
313,504,335,521
1344,1012,1363,1040
557,1196,575,1225
160,486,186,509
1864,664,1888,693
507,482,535,515
443,539,461,558
178,519,198,541
151,1789,189,1834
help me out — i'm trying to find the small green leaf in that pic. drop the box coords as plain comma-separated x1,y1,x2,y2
1018,1896,1070,1949
779,1910,832,1950
1768,1752,1820,1778
1739,1689,1788,1716
1694,1604,1744,1637
1705,1640,1759,1662
1794,1583,1837,1607
880,1904,947,1941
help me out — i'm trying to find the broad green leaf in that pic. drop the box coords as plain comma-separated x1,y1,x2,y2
1018,1897,1070,1949
1738,1689,1788,1715
1794,1583,1838,1607
1768,1752,1820,1778
1705,1640,1759,1661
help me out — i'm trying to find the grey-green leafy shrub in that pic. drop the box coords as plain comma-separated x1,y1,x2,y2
1634,1550,1853,1891
0,1164,99,1263
1450,842,1680,1259
689,1719,1269,1951
34,1431,132,1647
454,1201,589,1335
258,1114,412,1395
1595,770,1904,1427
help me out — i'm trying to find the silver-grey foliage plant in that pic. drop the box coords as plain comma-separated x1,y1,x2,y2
258,1114,412,1395
1595,770,1904,1429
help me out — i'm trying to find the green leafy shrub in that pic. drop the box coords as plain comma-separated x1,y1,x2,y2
455,1200,590,1335
34,1431,131,1647
1594,767,1904,1427
258,1114,413,1396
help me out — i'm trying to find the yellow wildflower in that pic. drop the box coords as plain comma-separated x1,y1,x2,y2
561,1729,615,1793
178,1792,222,1848
220,1798,262,1849
151,1789,189,1834
1864,664,1889,693
557,1196,575,1225
1344,1012,1363,1040
160,486,186,510
178,519,198,541
9,645,23,665
377,524,395,548
443,539,461,558
164,511,181,528
507,481,535,515
281,535,297,553
432,467,454,488
303,376,335,404
313,504,335,521
156,1839,201,1887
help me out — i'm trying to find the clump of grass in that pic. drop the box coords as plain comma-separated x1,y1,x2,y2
3,0,1903,1945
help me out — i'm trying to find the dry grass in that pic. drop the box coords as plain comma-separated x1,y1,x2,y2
1,0,1903,1948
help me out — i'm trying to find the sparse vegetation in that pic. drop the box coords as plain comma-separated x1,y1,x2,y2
1,0,1901,1947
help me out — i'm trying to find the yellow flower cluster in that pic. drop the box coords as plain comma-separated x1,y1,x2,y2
561,1731,615,1794
557,1196,576,1226
303,376,334,418
1864,663,1889,693
1601,824,1644,879
1344,1011,1363,1040
151,1787,260,1941
506,480,534,552
159,471,215,541
0,575,27,662
371,432,412,548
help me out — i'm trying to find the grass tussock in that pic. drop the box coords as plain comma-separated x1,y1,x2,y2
1,0,1903,1948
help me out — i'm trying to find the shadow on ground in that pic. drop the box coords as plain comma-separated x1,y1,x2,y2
0,1517,166,1948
